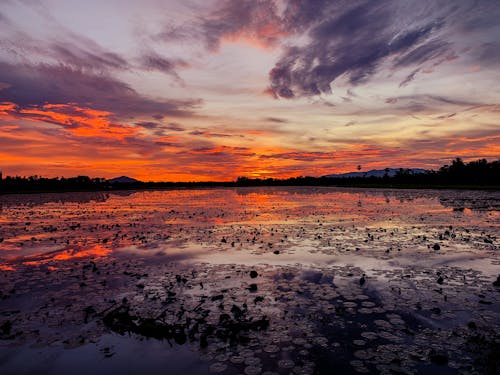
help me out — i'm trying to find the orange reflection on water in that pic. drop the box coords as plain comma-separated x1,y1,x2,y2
0,187,497,271
51,244,111,261
4,244,111,270
0,264,15,271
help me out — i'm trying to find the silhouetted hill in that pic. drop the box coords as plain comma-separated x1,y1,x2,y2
0,158,498,194
108,176,140,184
324,168,429,178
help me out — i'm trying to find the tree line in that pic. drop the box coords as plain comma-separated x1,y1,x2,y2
235,158,499,188
0,158,498,194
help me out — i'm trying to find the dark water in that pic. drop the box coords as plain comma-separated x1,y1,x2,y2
1,187,499,374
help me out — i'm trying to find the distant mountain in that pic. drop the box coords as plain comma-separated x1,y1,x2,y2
323,168,429,178
108,176,141,184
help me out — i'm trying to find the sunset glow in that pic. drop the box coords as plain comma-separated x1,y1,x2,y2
0,1,499,181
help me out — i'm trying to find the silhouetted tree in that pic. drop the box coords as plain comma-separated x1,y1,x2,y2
0,158,498,194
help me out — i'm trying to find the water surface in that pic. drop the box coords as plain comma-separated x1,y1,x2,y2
0,187,499,374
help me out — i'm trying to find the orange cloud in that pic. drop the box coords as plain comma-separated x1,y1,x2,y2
221,22,288,49
154,135,183,144
0,102,17,114
1,102,137,139
1,100,498,182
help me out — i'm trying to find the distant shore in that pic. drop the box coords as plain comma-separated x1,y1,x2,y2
1,158,499,195
1,182,499,196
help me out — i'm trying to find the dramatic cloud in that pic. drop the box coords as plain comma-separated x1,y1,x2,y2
201,0,285,51
134,121,160,129
0,62,200,118
399,69,420,88
268,1,453,98
0,0,498,181
260,151,336,161
164,123,185,132
381,94,488,115
156,1,500,99
261,145,400,162
1,102,137,140
139,52,189,79
156,0,286,51
1,21,129,73
188,130,236,138
48,41,129,71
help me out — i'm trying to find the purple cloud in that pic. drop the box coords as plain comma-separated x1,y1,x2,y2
269,1,450,98
139,52,189,79
264,117,288,123
0,62,201,118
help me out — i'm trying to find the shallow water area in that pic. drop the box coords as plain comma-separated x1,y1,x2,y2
0,187,499,374
0,333,208,375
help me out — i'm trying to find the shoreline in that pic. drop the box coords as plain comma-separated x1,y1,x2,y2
1,183,499,196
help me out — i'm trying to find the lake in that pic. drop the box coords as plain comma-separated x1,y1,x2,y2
0,187,499,374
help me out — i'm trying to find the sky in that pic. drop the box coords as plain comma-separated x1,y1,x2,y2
0,0,499,181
